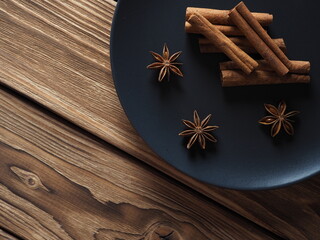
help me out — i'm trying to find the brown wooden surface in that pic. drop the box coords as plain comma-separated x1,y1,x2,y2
0,87,278,240
0,229,19,240
0,0,319,239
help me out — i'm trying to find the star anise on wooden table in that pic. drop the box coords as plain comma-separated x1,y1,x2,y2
259,101,300,137
179,110,219,149
147,43,183,82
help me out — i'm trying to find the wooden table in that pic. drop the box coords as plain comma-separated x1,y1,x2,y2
0,1,319,239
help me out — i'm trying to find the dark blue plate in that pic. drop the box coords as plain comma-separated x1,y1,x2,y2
111,0,320,190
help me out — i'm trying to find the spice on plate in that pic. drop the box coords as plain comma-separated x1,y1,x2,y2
229,2,292,76
220,60,310,87
259,101,300,137
187,12,258,75
199,37,286,54
185,22,243,36
186,7,273,26
147,43,183,82
186,2,311,87
179,110,219,149
185,7,273,36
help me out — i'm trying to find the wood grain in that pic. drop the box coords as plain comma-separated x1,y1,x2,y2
0,0,319,239
0,229,19,240
0,87,277,240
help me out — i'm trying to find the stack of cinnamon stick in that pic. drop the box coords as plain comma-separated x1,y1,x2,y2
186,2,311,87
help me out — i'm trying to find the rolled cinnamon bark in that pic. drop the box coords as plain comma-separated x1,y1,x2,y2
200,44,259,54
229,2,291,76
188,13,258,74
186,7,273,26
199,38,286,54
185,22,243,36
221,70,310,87
220,60,310,74
199,37,284,47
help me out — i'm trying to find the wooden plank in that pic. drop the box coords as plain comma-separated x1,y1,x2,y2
0,87,277,240
212,179,320,239
0,1,319,239
0,229,19,240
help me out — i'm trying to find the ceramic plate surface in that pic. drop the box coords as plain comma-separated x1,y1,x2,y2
111,0,320,189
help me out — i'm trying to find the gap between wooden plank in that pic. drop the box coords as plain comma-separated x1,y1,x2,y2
0,228,23,240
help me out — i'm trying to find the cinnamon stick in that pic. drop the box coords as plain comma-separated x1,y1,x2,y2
199,38,286,54
188,13,258,74
186,7,273,26
229,2,291,76
200,44,259,54
200,44,286,54
199,37,284,47
220,60,310,74
221,70,310,87
185,22,243,36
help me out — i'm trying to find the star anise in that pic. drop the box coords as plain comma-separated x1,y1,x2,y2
147,43,183,82
259,101,300,137
179,110,219,149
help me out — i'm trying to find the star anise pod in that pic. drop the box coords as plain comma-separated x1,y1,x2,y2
147,43,183,82
179,110,219,149
259,101,300,137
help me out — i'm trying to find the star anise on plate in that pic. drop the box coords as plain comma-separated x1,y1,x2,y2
147,43,183,82
259,101,300,137
179,110,219,149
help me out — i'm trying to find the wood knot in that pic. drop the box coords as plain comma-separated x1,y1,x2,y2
10,166,49,192
149,225,181,240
